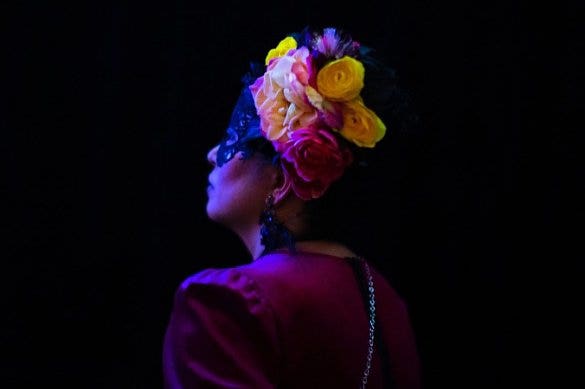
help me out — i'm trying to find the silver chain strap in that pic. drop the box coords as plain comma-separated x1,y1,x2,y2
360,259,376,388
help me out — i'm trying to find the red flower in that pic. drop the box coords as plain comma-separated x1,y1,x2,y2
279,128,353,200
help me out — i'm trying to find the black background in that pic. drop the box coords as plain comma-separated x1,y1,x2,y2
3,0,579,388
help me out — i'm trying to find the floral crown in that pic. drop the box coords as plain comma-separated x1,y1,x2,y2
218,27,388,200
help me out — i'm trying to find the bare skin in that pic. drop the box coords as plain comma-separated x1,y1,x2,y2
206,145,357,260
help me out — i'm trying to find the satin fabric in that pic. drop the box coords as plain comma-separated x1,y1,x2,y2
163,251,421,388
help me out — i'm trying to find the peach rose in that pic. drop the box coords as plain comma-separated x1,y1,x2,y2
251,47,320,142
249,73,289,142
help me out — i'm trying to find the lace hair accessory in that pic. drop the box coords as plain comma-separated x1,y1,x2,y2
218,26,390,200
216,65,266,167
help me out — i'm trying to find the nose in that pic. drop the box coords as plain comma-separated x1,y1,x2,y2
207,145,219,166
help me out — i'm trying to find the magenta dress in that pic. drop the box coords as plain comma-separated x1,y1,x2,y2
163,251,422,388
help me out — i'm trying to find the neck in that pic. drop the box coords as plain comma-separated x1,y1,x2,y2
294,240,358,258
254,240,359,261
247,194,305,260
232,222,265,261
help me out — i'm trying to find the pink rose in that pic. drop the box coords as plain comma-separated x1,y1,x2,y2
250,48,321,143
280,128,353,200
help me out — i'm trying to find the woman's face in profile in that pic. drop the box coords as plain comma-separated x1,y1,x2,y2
205,145,278,230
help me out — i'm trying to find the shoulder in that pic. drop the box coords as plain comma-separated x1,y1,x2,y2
368,263,410,310
164,267,282,387
175,253,332,310
180,267,251,288
175,267,269,315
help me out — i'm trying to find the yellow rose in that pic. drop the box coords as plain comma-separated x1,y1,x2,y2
316,56,364,102
265,36,297,65
338,99,386,148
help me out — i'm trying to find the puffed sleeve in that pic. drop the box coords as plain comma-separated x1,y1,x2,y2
163,268,280,389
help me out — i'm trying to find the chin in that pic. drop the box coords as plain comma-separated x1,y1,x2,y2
205,202,216,220
205,202,225,224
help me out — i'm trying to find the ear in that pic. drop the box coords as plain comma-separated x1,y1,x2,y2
271,169,293,204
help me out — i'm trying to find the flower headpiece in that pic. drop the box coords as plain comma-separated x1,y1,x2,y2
217,27,388,200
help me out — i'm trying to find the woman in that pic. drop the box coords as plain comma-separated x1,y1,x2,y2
163,26,422,388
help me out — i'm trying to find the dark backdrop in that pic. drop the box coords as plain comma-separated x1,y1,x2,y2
5,0,573,388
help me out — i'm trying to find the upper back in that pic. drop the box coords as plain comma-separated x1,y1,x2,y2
238,251,421,389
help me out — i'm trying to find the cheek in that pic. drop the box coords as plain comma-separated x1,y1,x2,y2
206,159,274,222
206,184,266,225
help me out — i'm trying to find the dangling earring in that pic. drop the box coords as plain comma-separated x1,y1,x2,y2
259,193,296,254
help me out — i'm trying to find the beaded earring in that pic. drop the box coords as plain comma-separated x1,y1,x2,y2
259,193,296,255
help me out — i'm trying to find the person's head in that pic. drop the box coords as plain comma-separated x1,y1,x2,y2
206,26,417,258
